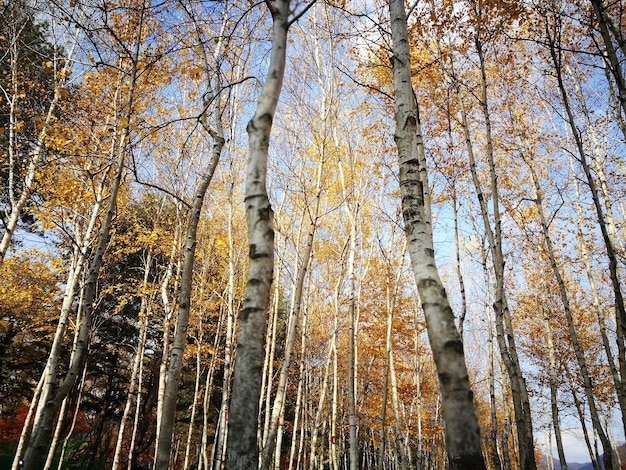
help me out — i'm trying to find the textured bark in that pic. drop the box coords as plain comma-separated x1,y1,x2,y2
225,2,289,468
475,32,537,469
387,0,486,467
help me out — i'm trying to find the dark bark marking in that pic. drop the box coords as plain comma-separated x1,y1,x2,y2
439,372,451,385
241,306,263,322
249,244,270,259
404,114,416,130
443,339,464,355
418,278,438,290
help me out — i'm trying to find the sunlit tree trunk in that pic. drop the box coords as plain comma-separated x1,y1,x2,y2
521,140,611,469
542,304,567,470
212,189,237,470
226,0,303,467
287,292,310,470
567,65,626,435
387,0,486,467
155,219,182,457
544,11,621,469
310,330,334,469
54,363,87,470
476,28,537,468
262,149,324,470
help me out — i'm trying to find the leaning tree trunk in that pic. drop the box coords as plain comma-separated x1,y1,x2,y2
589,0,626,139
153,119,225,470
387,0,486,467
544,12,622,469
524,148,616,470
474,31,537,470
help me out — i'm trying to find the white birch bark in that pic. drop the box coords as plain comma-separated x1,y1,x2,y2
387,0,485,467
153,106,225,470
226,0,311,466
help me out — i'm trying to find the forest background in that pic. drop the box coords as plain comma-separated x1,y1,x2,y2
1,0,626,468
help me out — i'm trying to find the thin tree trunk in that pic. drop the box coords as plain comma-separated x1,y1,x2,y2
154,114,225,470
54,363,87,470
542,305,567,470
112,249,153,470
43,282,89,470
476,29,537,469
213,191,237,470
127,318,148,470
287,293,310,470
309,334,334,469
336,144,360,470
387,0,485,467
0,32,77,265
262,153,324,469
544,12,621,469
155,219,181,457
567,66,626,436
589,0,626,139
379,240,406,470
183,331,204,470
521,141,613,469
203,303,225,470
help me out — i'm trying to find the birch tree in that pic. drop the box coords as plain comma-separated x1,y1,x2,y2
387,0,486,467
226,1,315,467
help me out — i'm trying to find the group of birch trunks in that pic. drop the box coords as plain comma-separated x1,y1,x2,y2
2,0,626,469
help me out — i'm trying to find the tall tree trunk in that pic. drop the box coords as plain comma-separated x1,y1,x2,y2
589,0,626,139
542,304,567,470
544,12,621,470
387,0,486,467
475,29,537,469
112,248,153,470
212,189,237,470
226,1,296,467
287,288,310,470
522,140,615,469
154,117,225,470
